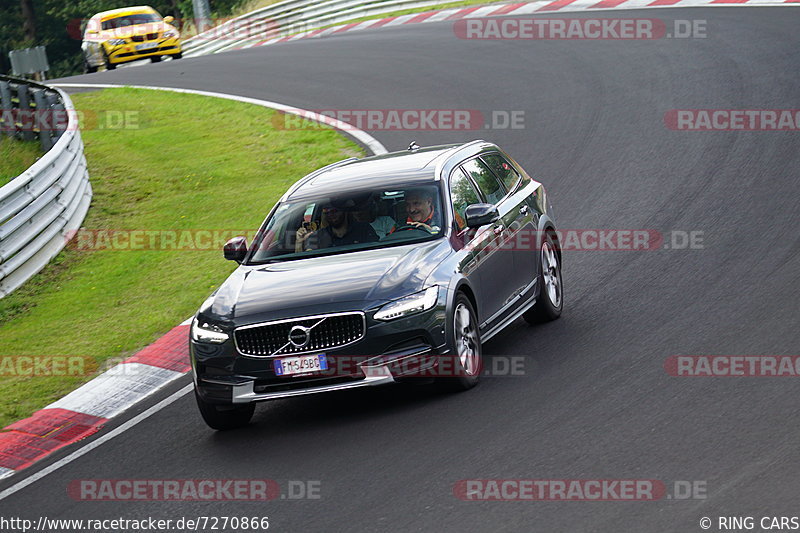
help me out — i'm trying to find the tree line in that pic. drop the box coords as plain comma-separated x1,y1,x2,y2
1,0,243,78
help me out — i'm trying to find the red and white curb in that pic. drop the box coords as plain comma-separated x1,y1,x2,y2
197,0,798,55
0,85,386,483
0,322,190,480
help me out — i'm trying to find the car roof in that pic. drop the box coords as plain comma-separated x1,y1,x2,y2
96,6,158,19
286,143,477,200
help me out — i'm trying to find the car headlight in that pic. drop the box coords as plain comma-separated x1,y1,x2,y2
106,39,127,46
374,286,439,321
164,29,180,38
191,318,229,344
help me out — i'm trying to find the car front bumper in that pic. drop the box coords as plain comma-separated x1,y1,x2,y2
106,38,181,64
192,303,450,405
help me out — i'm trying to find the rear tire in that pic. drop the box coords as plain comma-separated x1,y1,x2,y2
150,55,162,63
437,293,482,392
195,388,255,430
172,52,182,60
524,232,563,324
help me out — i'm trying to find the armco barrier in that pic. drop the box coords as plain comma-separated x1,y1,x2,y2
183,0,443,56
0,75,92,298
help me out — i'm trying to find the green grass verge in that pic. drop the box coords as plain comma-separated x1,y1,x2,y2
0,136,41,186
0,87,363,427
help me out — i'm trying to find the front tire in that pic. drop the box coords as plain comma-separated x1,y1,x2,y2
438,293,482,391
150,55,162,63
524,232,563,324
103,51,116,70
83,57,98,73
195,388,255,430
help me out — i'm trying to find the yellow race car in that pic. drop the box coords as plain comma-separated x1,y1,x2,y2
82,5,182,72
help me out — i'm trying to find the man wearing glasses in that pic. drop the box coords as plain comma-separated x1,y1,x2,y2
295,201,378,252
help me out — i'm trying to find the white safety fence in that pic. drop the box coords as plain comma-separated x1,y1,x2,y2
0,76,92,298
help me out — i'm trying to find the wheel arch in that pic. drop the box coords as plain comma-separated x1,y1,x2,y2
537,215,561,264
445,276,479,342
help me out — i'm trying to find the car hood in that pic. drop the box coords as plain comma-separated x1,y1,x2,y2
205,240,451,323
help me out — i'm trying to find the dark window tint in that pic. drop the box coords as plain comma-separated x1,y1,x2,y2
482,153,520,191
450,169,481,231
461,158,505,204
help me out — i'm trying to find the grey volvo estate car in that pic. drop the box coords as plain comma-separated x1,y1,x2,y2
190,140,563,429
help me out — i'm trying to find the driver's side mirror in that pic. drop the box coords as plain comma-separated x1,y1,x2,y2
163,15,175,24
465,203,500,228
223,236,248,263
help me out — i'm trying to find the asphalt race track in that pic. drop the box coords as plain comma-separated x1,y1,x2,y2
2,8,799,532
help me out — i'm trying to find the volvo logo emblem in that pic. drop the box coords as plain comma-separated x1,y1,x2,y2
288,325,311,348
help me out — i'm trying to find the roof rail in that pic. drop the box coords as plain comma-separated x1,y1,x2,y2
433,140,489,179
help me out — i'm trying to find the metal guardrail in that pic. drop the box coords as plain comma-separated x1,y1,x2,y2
183,0,443,57
0,76,92,298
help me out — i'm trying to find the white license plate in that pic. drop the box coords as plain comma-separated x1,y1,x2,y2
135,42,158,51
273,354,327,376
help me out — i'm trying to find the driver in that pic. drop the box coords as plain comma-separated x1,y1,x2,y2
390,188,440,234
296,201,378,252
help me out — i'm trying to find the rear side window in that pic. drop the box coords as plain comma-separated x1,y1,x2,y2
482,153,520,192
450,169,481,231
461,158,505,204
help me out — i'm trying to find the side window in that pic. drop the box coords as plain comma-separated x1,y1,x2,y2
461,158,505,205
482,153,520,192
450,168,481,232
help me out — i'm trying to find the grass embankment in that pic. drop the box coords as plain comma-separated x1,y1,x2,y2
0,137,41,186
0,87,363,427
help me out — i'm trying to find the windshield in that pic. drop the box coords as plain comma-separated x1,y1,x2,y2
101,13,161,30
248,184,444,263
